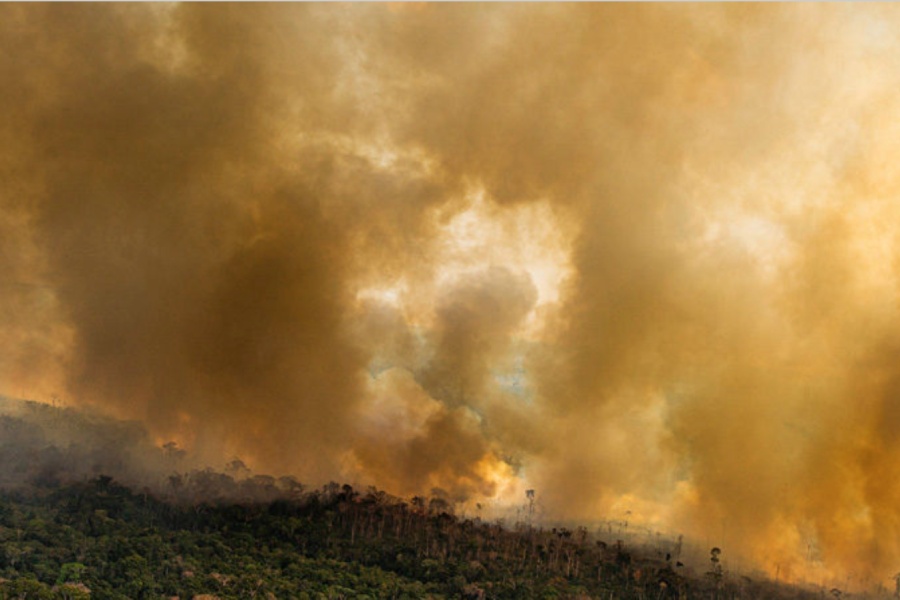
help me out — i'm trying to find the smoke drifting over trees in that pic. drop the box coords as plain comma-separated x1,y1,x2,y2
3,3,900,588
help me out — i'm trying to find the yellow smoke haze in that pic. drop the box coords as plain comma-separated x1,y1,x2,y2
3,2,900,589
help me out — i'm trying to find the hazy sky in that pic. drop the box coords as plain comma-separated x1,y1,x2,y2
3,3,900,587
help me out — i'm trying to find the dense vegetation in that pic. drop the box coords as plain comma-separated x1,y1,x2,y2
0,475,849,600
0,400,884,599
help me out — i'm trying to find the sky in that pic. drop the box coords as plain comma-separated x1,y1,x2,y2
3,2,900,589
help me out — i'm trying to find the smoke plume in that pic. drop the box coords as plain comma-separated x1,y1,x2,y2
3,3,900,588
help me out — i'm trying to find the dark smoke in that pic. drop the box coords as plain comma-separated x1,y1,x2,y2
3,4,900,588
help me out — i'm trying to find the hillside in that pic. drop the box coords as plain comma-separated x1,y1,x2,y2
0,474,851,600
0,399,885,599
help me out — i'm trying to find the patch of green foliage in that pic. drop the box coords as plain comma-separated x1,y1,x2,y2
0,478,831,599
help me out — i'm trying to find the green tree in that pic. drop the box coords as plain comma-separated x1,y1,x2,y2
0,576,55,600
57,562,86,585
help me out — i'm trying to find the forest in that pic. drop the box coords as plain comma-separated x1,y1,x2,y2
0,399,888,599
0,472,862,600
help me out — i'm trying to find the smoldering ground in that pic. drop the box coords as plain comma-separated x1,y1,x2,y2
3,3,900,588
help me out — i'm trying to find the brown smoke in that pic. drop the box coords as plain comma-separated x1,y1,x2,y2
3,3,900,588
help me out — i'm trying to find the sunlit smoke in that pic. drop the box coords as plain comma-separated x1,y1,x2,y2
4,3,900,590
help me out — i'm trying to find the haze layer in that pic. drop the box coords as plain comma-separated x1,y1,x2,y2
3,4,900,586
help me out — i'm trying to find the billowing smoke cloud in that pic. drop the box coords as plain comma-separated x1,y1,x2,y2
3,2,900,588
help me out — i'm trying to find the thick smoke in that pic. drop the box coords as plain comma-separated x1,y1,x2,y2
3,3,900,588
